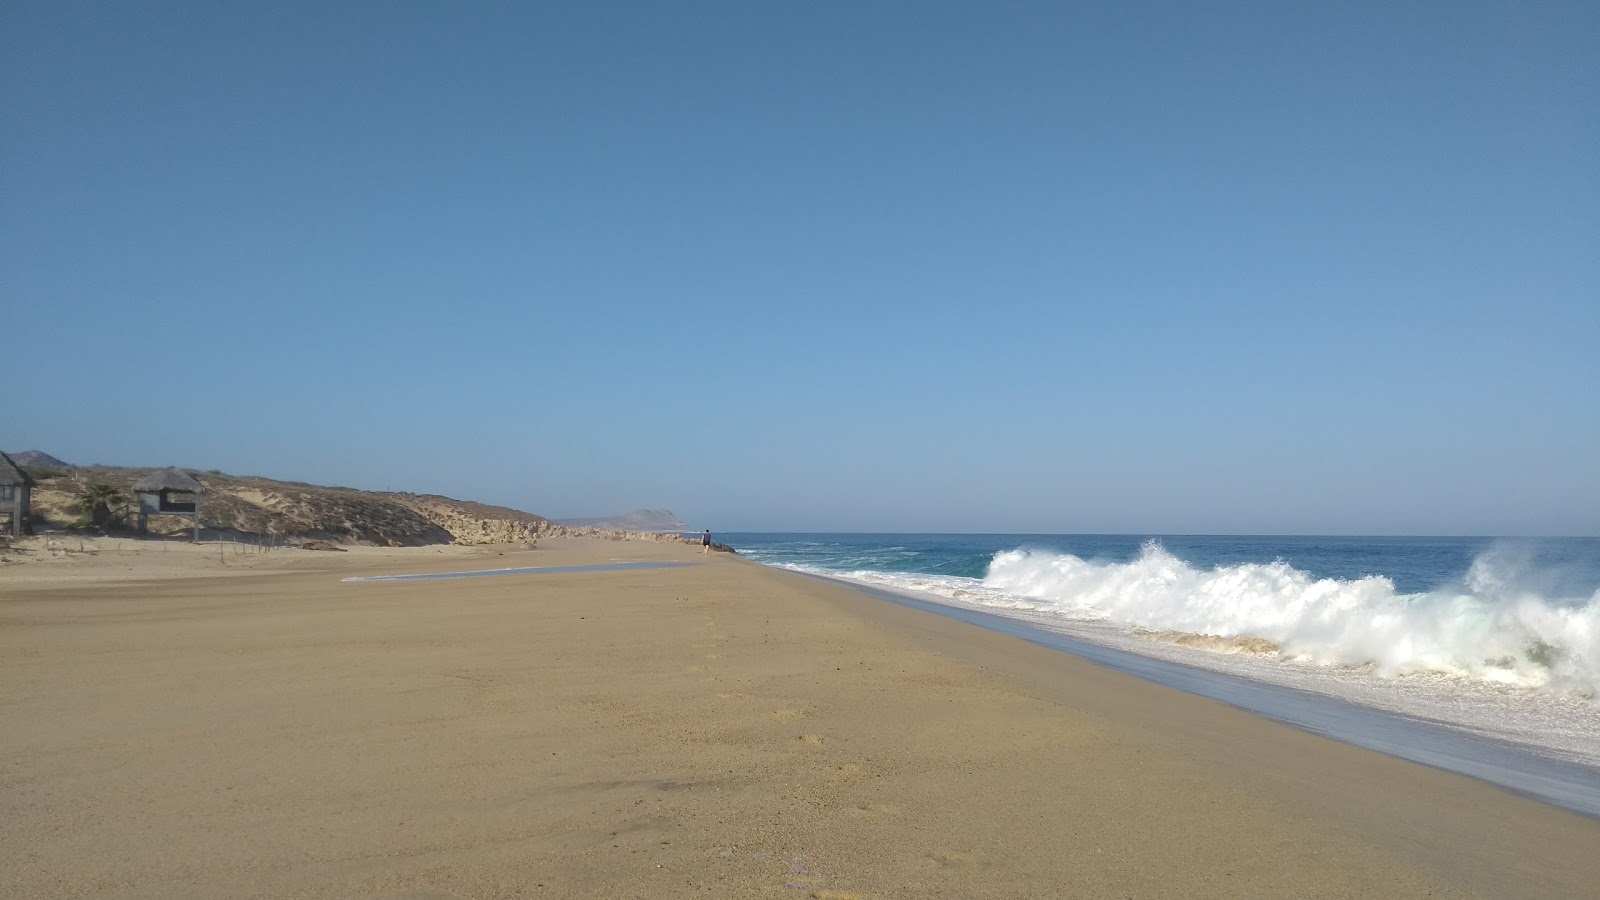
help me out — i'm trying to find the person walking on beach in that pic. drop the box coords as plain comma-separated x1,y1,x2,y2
701,530,711,556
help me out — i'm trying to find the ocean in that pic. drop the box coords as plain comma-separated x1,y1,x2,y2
721,533,1600,786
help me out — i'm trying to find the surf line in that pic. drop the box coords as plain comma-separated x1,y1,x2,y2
342,561,695,583
792,571,1600,821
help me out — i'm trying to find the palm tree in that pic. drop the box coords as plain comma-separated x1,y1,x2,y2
76,483,129,532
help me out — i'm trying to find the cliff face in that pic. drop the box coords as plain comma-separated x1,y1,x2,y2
535,523,712,547
18,466,714,549
393,495,546,546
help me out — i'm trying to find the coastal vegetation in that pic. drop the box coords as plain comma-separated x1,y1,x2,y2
11,455,706,551
73,482,130,532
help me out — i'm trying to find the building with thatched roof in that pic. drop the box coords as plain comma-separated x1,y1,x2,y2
134,467,204,540
0,451,33,537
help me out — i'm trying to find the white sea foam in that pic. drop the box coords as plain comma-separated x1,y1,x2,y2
765,542,1600,697
760,542,1600,766
977,542,1598,696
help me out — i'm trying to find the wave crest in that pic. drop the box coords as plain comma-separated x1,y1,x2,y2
981,541,1599,695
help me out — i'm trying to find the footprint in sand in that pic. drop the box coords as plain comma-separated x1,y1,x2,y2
840,801,900,820
926,849,986,869
798,734,827,745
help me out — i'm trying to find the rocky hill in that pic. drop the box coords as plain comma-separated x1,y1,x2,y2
14,462,705,550
8,450,70,469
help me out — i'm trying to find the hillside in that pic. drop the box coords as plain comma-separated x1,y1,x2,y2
556,508,689,531
8,450,70,469
15,463,700,549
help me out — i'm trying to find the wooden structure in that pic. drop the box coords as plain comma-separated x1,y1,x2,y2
0,451,32,537
134,467,204,542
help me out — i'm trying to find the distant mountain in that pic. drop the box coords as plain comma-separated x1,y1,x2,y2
557,508,689,532
7,450,71,470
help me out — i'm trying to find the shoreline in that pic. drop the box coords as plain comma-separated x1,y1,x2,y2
5,538,1598,897
809,572,1600,818
731,536,1600,775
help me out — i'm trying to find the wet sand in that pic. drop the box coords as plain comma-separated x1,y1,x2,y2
3,537,1597,898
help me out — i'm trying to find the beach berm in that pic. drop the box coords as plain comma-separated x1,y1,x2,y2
3,537,1596,898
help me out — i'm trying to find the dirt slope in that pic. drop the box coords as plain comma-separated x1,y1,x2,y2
19,466,695,549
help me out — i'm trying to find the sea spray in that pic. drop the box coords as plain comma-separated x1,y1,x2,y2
729,533,1600,762
981,541,1599,695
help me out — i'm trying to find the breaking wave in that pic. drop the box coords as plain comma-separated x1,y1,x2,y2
981,542,1599,696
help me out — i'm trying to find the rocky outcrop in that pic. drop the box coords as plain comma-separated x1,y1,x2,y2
556,508,689,531
394,494,546,546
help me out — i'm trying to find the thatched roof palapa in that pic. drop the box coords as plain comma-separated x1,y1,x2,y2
0,451,33,487
133,467,204,493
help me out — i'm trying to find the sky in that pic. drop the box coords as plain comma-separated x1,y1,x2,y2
4,1,1597,535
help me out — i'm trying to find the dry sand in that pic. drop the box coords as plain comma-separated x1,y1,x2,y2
0,533,520,586
3,537,1597,898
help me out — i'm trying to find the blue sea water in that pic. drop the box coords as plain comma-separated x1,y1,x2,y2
724,533,1600,598
722,532,1600,775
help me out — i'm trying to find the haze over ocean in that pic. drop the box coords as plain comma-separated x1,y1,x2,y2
4,3,1596,535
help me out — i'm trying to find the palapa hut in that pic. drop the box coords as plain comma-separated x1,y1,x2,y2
0,451,33,537
134,467,204,541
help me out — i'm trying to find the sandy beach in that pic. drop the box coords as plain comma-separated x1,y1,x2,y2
3,537,1597,899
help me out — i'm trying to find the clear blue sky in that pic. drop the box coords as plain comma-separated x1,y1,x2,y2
4,2,1596,534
